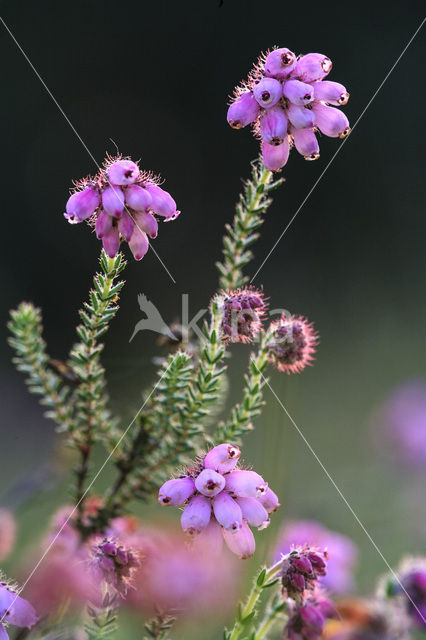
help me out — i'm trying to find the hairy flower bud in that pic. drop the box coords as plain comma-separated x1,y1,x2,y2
124,184,153,211
253,78,282,108
225,470,268,498
195,469,226,497
227,92,260,129
313,80,349,105
213,492,243,532
283,79,314,106
264,48,296,78
312,103,350,138
261,138,290,171
65,187,100,223
295,53,333,82
107,159,139,186
260,106,288,145
158,477,195,506
181,495,212,535
203,444,241,474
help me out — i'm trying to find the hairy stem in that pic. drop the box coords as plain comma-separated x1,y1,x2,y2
217,159,284,291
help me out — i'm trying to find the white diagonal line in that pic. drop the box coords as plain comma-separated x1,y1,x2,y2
0,360,174,622
257,366,426,624
250,15,426,284
1,15,177,284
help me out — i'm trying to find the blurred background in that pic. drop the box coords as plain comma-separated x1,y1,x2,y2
1,0,425,637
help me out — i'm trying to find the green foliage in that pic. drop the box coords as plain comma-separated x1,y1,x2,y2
216,159,284,291
8,302,74,431
144,613,176,640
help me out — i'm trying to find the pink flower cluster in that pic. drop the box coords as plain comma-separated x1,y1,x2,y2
64,156,180,260
227,47,350,171
158,444,279,559
267,314,318,374
279,547,337,640
215,287,267,343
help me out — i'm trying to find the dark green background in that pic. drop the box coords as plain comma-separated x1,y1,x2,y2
1,1,425,637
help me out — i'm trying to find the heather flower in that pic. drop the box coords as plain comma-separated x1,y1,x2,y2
123,523,240,620
64,155,180,260
370,380,426,469
385,556,426,628
0,510,16,562
280,546,328,604
285,591,337,640
214,288,267,343
157,443,277,558
91,538,139,597
324,597,411,640
274,520,358,594
0,579,38,640
266,314,318,374
227,47,350,171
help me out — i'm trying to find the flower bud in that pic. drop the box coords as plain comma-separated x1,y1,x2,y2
264,48,296,79
286,103,315,129
258,488,280,513
102,226,120,258
100,541,117,556
313,80,349,106
294,53,332,82
227,92,260,129
107,159,139,186
291,127,320,160
181,495,212,535
312,103,350,138
261,138,290,172
134,211,158,239
117,211,134,241
195,469,225,497
236,497,270,529
213,492,242,532
225,470,268,498
283,79,314,106
223,521,255,559
65,187,100,223
95,210,113,238
124,184,153,211
128,227,149,261
192,516,224,556
203,443,241,474
260,106,288,145
299,603,325,631
145,183,179,220
102,185,125,218
158,477,195,506
253,77,282,108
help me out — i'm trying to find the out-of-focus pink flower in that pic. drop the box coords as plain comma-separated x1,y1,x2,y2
64,155,180,261
0,510,16,561
0,582,38,639
274,520,357,594
90,538,139,597
266,314,318,374
286,590,338,640
370,380,426,469
121,524,240,620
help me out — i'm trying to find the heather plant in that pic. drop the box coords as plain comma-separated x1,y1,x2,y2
5,44,424,640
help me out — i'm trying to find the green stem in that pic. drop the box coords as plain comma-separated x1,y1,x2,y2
215,326,273,443
227,560,283,640
253,594,287,640
217,160,284,291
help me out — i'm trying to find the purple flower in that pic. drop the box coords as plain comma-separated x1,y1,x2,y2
91,538,139,596
64,155,180,260
387,557,426,629
274,520,358,594
214,287,267,344
157,444,278,559
279,546,328,603
266,314,318,375
285,591,337,640
0,583,38,639
227,47,350,170
370,379,426,469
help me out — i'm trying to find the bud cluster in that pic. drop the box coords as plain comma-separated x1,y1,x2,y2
227,47,350,171
158,443,279,559
64,155,180,260
215,287,267,343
